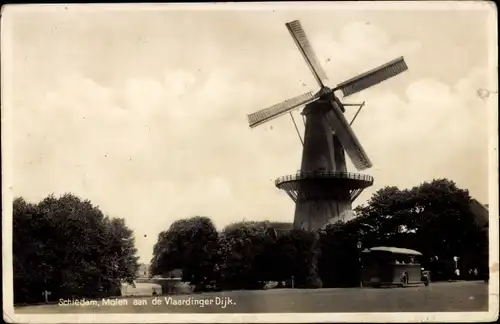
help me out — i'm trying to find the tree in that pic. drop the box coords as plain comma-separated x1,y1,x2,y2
150,216,219,290
215,221,275,290
13,197,52,303
13,193,139,304
99,218,140,292
317,222,360,287
274,229,322,288
150,220,188,276
353,178,488,280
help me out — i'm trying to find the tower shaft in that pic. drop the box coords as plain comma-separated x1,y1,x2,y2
275,100,374,231
294,100,353,230
300,102,347,174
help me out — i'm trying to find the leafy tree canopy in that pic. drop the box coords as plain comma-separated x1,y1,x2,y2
13,193,139,304
352,179,483,258
150,216,219,288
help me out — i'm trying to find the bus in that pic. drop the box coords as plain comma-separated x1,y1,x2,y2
360,246,431,288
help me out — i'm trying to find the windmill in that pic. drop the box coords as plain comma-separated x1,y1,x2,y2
246,20,409,231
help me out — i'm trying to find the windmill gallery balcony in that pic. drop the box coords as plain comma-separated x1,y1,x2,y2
275,171,374,202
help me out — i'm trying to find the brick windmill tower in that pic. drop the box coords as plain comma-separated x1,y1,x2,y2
247,20,409,231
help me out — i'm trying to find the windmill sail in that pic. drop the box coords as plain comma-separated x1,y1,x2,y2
336,57,408,97
324,97,372,170
286,20,328,87
247,91,319,128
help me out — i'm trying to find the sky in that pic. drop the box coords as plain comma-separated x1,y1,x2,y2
2,3,497,263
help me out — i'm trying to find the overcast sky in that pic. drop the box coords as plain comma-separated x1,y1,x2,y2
3,3,496,262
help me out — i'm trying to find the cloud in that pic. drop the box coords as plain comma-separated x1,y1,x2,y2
9,13,492,262
309,21,422,87
349,67,490,203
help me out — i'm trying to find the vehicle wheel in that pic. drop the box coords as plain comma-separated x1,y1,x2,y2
400,274,408,288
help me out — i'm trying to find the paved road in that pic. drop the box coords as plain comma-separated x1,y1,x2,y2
15,281,488,313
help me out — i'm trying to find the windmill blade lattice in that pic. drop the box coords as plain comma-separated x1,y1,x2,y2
336,57,408,97
247,91,319,128
286,20,328,87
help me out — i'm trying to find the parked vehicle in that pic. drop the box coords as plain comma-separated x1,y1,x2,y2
360,246,431,288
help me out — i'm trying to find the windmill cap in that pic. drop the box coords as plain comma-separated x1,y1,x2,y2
302,100,332,116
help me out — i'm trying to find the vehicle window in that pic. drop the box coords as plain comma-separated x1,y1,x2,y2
394,254,413,264
396,255,421,265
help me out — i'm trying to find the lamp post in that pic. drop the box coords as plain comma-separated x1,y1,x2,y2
357,241,362,259
357,223,375,260
357,240,363,287
356,223,375,288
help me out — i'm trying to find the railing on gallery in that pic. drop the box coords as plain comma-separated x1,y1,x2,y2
275,171,374,186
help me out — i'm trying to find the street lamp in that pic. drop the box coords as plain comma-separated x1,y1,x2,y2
357,223,375,256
